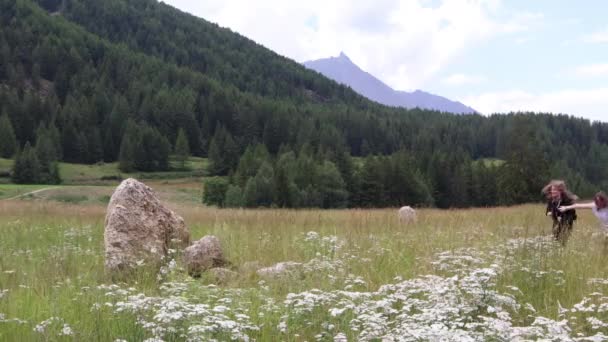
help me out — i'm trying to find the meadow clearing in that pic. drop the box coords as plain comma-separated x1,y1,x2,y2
1,184,608,341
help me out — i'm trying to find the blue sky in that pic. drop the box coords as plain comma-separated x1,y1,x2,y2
162,0,608,122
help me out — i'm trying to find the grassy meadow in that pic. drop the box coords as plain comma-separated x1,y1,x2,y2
2,183,608,341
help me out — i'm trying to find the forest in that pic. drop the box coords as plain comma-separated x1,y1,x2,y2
1,0,608,208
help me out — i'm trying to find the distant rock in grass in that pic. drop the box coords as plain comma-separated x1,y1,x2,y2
183,235,228,277
257,261,302,278
104,178,190,273
241,261,262,274
208,267,237,284
398,206,417,223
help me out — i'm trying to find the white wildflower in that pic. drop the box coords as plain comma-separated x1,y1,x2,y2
60,324,73,336
334,332,348,342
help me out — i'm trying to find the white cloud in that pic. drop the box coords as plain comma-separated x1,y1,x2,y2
160,0,533,91
462,88,608,122
500,11,544,33
583,28,608,43
573,63,608,77
441,73,486,86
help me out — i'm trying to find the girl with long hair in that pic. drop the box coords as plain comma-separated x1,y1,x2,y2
542,180,578,243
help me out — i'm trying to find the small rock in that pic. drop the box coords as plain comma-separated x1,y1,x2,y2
241,261,261,273
208,268,237,284
257,261,302,278
183,235,228,277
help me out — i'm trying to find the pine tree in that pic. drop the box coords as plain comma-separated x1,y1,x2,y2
274,151,299,207
0,112,17,158
87,128,103,164
118,122,139,172
207,134,223,175
103,127,116,162
316,160,348,208
208,126,239,176
61,121,80,163
142,127,170,171
202,177,229,207
224,185,244,208
75,132,89,164
118,134,136,172
499,117,550,204
47,122,62,161
243,162,275,207
358,156,385,207
12,142,41,184
174,128,190,170
35,126,61,184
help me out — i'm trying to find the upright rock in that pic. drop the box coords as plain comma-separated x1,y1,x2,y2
104,178,190,272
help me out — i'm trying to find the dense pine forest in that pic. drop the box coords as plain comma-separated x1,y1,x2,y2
1,0,608,208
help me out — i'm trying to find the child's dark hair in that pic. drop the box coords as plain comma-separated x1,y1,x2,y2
594,192,608,209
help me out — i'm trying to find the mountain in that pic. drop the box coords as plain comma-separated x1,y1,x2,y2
304,52,476,114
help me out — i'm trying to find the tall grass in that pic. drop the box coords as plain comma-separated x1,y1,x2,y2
1,200,607,340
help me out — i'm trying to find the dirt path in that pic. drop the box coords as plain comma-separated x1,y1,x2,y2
4,187,57,200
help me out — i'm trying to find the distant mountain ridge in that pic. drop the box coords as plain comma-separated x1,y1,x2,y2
304,52,476,114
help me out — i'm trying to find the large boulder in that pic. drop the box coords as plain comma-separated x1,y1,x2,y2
183,235,228,277
104,178,190,272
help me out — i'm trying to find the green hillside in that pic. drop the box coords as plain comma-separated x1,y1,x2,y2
1,0,608,208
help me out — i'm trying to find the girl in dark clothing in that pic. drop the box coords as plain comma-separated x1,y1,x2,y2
542,180,578,244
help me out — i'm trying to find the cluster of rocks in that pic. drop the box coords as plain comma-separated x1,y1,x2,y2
104,179,296,281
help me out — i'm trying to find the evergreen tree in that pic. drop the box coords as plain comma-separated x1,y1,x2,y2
174,128,190,170
47,122,62,161
35,127,61,184
61,121,80,163
87,128,104,164
137,125,170,171
118,121,139,172
224,185,244,208
12,142,41,184
103,127,116,162
0,112,17,158
202,177,229,207
208,126,239,176
207,134,223,176
471,162,498,207
358,156,386,207
75,132,89,164
274,151,299,207
499,117,550,204
243,162,275,207
234,144,270,186
316,161,348,208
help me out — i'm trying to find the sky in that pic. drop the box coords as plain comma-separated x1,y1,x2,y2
161,0,608,122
